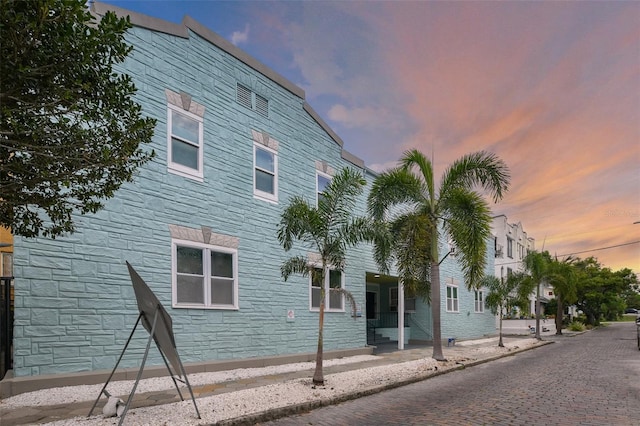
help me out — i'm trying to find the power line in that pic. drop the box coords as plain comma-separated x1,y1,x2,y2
556,240,640,257
494,240,640,266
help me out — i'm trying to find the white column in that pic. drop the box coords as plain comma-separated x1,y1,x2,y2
398,280,405,350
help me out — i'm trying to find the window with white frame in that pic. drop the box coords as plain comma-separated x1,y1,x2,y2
446,284,459,312
310,267,344,311
253,143,278,202
389,287,416,312
474,290,484,313
167,105,204,180
316,172,331,206
172,240,238,309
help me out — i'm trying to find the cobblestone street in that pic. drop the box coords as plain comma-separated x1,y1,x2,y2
262,322,640,425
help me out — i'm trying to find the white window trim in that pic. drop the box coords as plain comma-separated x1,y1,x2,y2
446,284,459,313
474,289,484,313
309,265,345,313
171,239,238,310
167,104,204,181
253,143,278,203
316,171,332,206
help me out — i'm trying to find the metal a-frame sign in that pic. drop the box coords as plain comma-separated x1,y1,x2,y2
88,262,201,424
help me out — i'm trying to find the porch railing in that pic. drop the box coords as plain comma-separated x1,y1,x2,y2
367,311,411,344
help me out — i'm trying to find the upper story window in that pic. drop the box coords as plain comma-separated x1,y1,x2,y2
237,83,269,117
165,89,205,181
315,161,335,206
446,282,459,312
316,172,331,206
474,290,484,313
506,237,514,258
310,267,344,312
252,130,279,203
169,224,239,310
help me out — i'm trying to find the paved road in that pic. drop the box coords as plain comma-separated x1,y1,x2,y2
262,322,640,425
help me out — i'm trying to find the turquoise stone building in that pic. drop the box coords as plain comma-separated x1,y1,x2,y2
3,2,496,394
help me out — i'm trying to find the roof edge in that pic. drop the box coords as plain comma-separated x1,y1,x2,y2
92,2,188,38
303,103,344,148
93,2,304,99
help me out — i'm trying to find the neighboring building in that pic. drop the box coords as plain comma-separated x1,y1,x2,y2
491,214,541,315
3,2,496,393
0,227,12,277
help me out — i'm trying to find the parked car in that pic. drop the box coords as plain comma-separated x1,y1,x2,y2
624,308,638,314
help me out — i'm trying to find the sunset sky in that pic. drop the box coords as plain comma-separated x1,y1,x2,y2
107,0,640,274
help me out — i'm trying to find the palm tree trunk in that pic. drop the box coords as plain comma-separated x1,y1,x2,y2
535,284,541,340
498,308,504,347
313,268,327,385
430,260,446,361
555,296,563,335
313,301,325,385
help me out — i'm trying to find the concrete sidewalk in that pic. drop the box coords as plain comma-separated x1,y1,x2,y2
0,334,560,425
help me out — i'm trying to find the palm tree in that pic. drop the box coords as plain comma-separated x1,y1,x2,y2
547,256,577,335
368,149,510,360
522,250,551,340
484,273,536,347
277,167,380,385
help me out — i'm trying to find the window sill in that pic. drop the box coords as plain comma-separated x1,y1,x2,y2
253,193,278,204
168,167,204,182
172,303,238,310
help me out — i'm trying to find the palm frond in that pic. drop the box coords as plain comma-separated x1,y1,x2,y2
280,256,311,281
442,187,492,289
392,212,433,299
440,151,510,203
367,167,425,221
318,167,365,230
330,287,359,318
399,149,435,200
277,196,322,251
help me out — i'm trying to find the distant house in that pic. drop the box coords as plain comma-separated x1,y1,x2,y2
2,2,496,395
491,214,549,316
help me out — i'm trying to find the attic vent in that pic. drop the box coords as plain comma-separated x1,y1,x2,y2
237,83,269,118
256,94,269,117
237,84,252,109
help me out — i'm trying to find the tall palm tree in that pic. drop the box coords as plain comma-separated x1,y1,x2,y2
277,167,381,385
368,149,510,360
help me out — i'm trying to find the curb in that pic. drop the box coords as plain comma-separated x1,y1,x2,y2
214,340,552,425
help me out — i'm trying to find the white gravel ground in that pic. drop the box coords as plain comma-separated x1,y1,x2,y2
1,338,540,425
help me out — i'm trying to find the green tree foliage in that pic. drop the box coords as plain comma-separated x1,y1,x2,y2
1,0,156,237
574,258,637,325
277,167,382,385
483,273,534,347
621,272,640,310
367,149,509,360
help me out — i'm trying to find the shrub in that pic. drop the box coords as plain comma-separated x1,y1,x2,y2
568,321,585,332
